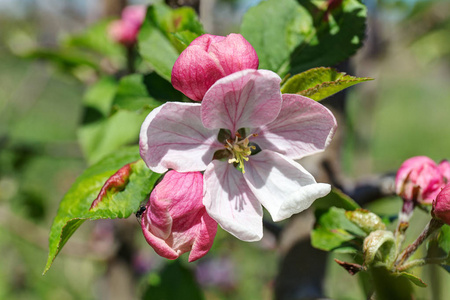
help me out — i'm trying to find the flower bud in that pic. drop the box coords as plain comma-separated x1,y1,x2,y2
108,5,146,46
141,171,217,262
345,209,386,234
363,230,396,267
432,184,450,225
395,156,446,204
171,33,259,101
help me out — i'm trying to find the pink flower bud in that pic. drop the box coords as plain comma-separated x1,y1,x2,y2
141,171,217,262
121,5,147,27
171,33,259,101
108,5,146,46
395,156,446,203
438,160,450,182
432,184,450,225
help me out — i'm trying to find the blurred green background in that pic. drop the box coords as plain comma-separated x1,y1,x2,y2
1,0,449,299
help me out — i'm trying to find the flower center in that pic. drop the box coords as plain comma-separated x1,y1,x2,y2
225,132,257,173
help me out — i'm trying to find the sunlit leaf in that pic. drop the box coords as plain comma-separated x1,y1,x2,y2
241,0,367,76
44,147,159,274
280,67,373,101
138,4,204,81
311,207,366,252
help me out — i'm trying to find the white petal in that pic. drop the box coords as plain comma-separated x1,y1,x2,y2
244,150,331,222
139,102,223,173
201,69,282,134
251,94,337,160
203,160,263,241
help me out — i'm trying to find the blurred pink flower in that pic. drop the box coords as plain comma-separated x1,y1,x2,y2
432,183,450,225
140,69,336,241
396,156,449,204
171,33,259,101
141,170,217,262
108,5,146,46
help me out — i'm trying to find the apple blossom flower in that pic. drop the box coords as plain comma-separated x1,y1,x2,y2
140,170,217,262
171,33,259,101
432,183,450,225
140,69,337,241
395,156,449,204
108,5,147,46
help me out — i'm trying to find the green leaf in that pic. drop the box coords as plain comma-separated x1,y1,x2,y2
346,209,386,234
241,0,366,76
82,76,118,121
143,261,204,300
398,272,428,288
111,73,183,112
112,74,163,112
241,0,313,76
280,67,373,101
313,188,360,211
138,4,204,81
44,147,159,274
311,227,357,252
78,109,150,165
23,48,99,72
311,207,366,252
64,19,123,57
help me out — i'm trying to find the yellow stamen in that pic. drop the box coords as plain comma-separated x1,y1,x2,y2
224,132,256,173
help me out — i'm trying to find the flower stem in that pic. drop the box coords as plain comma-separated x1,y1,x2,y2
395,218,444,267
394,200,415,258
397,256,448,272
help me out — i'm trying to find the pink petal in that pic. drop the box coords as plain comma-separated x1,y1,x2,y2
208,33,259,75
203,160,263,241
141,171,217,261
189,210,218,262
244,150,331,222
121,5,147,27
171,46,225,101
251,94,337,160
438,160,450,182
189,34,226,50
201,69,282,134
139,102,223,173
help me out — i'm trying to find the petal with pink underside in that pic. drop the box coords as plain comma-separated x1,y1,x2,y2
244,150,331,222
251,94,337,160
189,210,219,262
209,33,259,74
203,160,263,241
171,46,226,101
201,69,282,134
189,34,226,50
139,102,223,173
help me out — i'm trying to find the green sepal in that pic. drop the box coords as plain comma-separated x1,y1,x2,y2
398,272,427,288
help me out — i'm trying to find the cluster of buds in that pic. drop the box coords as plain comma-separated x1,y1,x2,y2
395,156,450,204
108,5,147,46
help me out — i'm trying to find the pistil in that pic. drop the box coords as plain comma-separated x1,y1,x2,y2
225,132,257,173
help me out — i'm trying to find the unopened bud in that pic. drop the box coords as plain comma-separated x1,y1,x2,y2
363,230,396,268
346,209,386,234
432,184,450,225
